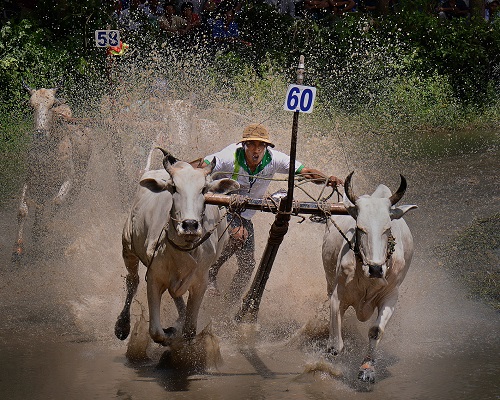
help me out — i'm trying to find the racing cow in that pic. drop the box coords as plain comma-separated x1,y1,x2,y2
12,82,92,260
322,172,417,383
115,149,239,345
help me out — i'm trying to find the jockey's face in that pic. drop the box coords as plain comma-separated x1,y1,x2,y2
244,141,267,171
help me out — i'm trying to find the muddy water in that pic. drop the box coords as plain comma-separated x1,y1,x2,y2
0,99,498,399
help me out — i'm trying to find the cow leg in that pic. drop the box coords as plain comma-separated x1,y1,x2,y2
327,285,346,355
146,275,170,345
182,284,206,341
159,295,187,338
12,184,29,261
173,295,186,331
358,293,398,383
115,248,140,340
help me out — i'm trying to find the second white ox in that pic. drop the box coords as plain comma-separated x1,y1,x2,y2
322,172,417,383
115,149,239,345
13,83,92,260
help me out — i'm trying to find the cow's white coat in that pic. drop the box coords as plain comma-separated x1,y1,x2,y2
115,158,239,345
322,173,417,382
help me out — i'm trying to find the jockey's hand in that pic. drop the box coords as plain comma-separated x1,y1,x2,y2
328,175,343,188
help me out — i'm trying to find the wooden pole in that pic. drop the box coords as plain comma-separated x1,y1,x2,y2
234,56,307,324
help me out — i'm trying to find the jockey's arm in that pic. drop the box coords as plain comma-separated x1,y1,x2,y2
299,167,344,187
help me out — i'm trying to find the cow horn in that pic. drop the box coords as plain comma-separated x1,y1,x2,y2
344,171,358,205
203,157,216,176
157,147,178,173
389,175,407,205
22,78,33,94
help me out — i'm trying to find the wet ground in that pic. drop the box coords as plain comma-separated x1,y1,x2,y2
0,110,498,399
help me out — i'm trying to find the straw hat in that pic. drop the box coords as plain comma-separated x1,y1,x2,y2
238,123,275,148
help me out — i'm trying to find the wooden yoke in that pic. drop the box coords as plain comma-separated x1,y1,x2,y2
204,193,348,216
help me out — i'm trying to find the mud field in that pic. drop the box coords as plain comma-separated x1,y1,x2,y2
0,98,498,399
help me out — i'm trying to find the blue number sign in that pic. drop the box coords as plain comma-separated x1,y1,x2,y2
283,84,316,113
95,30,120,47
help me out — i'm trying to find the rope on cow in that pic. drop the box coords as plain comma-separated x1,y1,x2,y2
146,206,233,258
387,232,396,261
311,200,358,254
309,188,343,224
146,223,168,274
167,208,232,252
228,194,248,214
217,194,249,242
328,216,358,254
319,213,396,263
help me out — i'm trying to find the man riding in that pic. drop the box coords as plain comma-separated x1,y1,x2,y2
197,123,343,303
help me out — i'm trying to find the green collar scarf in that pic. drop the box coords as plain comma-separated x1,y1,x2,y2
236,146,272,175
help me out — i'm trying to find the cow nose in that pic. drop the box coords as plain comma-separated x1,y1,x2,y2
368,264,384,278
181,219,199,232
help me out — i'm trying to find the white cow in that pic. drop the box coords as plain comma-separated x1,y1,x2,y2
12,82,91,260
322,172,417,383
115,149,240,345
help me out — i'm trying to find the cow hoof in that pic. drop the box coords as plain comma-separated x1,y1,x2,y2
358,361,375,383
163,327,177,337
115,315,131,340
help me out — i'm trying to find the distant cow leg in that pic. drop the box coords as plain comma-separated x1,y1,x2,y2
115,247,140,341
358,293,398,383
12,184,29,261
32,203,49,248
52,135,74,206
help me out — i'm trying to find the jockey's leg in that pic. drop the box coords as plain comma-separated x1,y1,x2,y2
207,239,237,294
228,218,255,304
208,215,245,288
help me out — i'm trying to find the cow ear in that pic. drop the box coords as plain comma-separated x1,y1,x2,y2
343,193,358,218
140,177,174,193
139,171,174,193
390,204,418,220
206,178,240,194
203,157,216,176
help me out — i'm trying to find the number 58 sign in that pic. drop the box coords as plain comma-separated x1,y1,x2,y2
283,84,316,113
